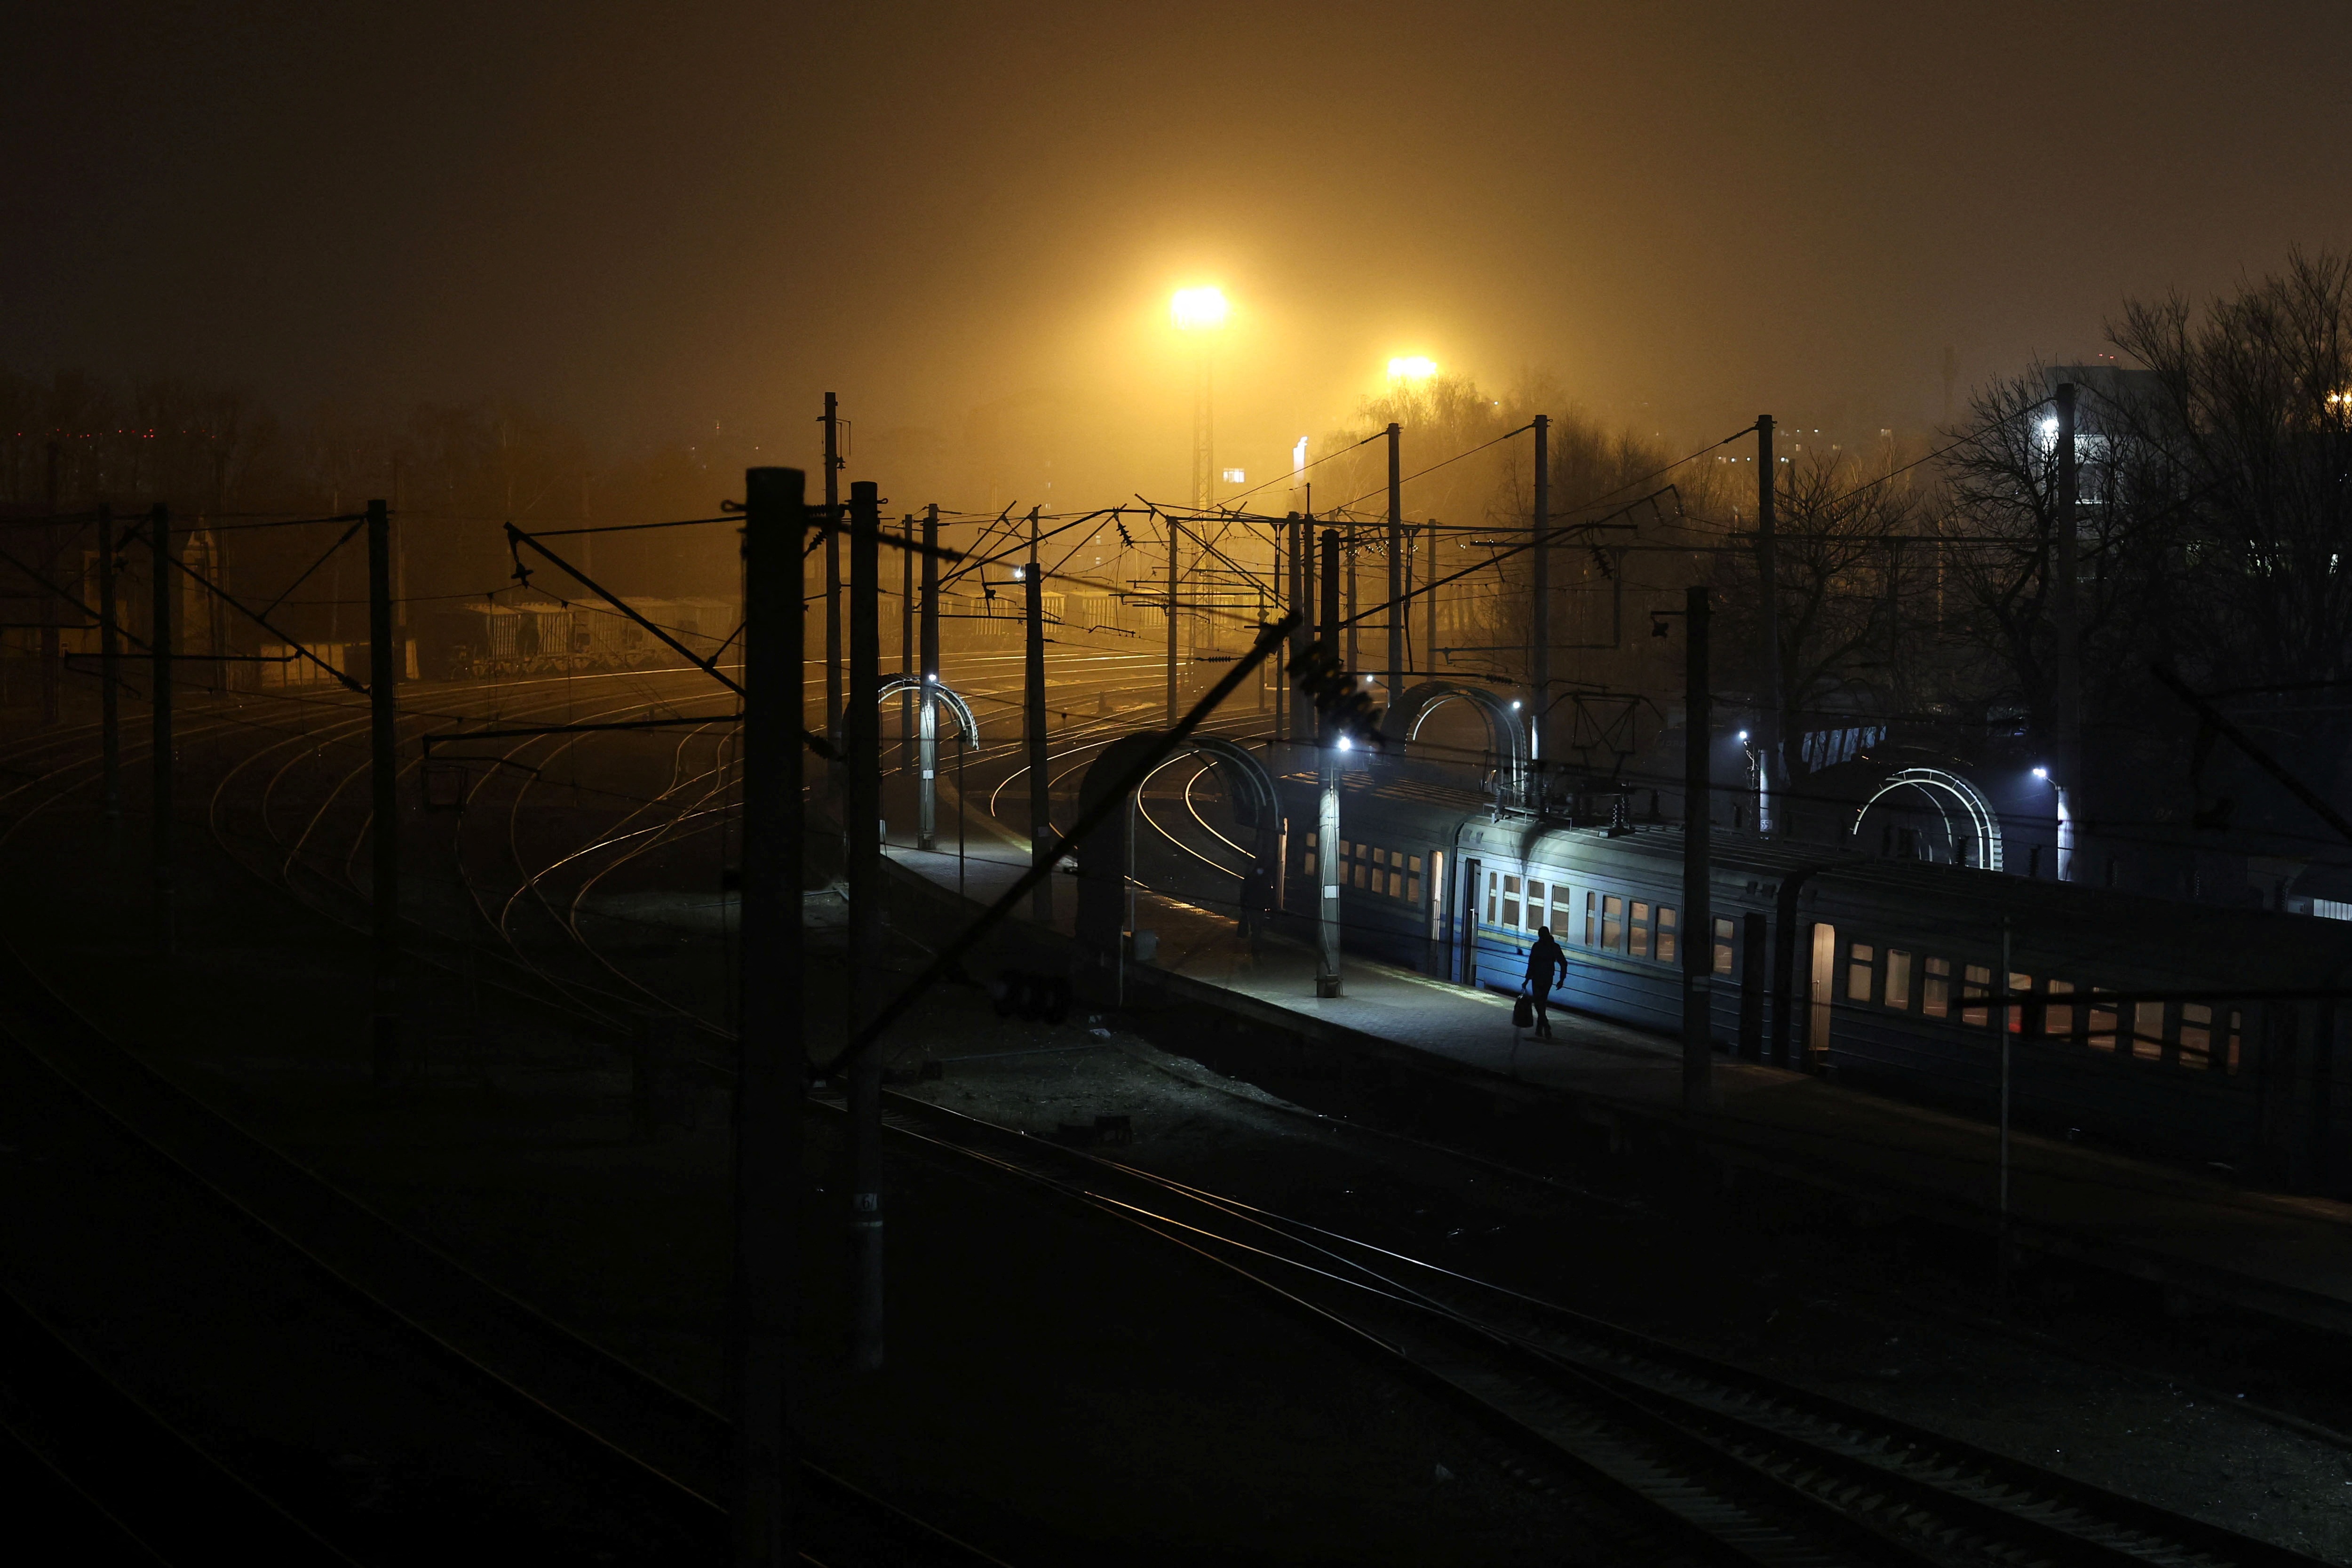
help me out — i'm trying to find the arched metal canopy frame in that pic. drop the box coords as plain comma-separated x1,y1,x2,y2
1071,730,1285,951
1390,680,1529,800
1849,766,2004,871
874,675,980,744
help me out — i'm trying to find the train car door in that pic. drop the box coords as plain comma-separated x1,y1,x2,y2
1458,857,1481,987
1808,922,1837,1067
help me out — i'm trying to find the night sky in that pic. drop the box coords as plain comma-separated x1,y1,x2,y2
8,1,2349,504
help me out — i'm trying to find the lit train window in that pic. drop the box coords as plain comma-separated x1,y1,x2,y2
1630,902,1652,959
1551,886,1573,933
2227,1010,2243,1072
2088,993,2117,1050
1656,906,1677,964
1884,950,1913,1009
2179,1003,2211,1069
1502,876,1521,928
1584,891,1599,946
2132,1001,2165,1061
2006,975,2031,1032
1923,957,1950,1019
1406,854,1422,904
1712,917,1735,977
2045,979,2074,1038
1303,832,1317,877
1526,880,1547,930
1961,965,1991,1027
1602,895,1624,951
1848,944,1875,1003
1486,871,1499,923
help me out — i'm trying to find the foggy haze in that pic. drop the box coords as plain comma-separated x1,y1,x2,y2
7,1,2350,512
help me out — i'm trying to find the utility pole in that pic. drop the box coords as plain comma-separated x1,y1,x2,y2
1682,585,1711,1114
1164,514,1180,724
1756,415,1781,835
918,503,941,852
899,516,914,773
733,465,803,1566
368,499,401,1084
1424,521,1438,680
1315,526,1343,999
98,504,119,826
1530,415,1550,790
1025,510,1052,925
2052,382,2081,882
822,393,843,791
40,442,59,726
844,478,885,1372
1386,422,1404,697
1289,516,1314,750
149,504,173,958
1345,522,1359,675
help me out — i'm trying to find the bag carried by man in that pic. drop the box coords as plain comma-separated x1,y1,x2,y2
1511,990,1535,1029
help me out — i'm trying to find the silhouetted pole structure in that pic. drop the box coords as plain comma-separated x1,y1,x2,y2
1386,422,1404,695
1025,510,1052,924
2052,382,2081,882
1345,521,1359,674
1530,414,1550,785
899,515,914,769
1682,585,1712,1114
1315,526,1343,999
1756,415,1781,834
368,498,402,1083
149,503,173,957
1288,515,1313,750
844,479,885,1372
1164,514,1180,724
918,503,941,852
822,393,843,791
1424,521,1437,678
98,503,119,825
733,465,803,1565
41,442,59,726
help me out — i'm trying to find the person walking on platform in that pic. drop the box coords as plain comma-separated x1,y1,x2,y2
1525,925,1566,1039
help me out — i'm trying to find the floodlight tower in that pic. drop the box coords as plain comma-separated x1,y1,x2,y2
1172,286,1228,513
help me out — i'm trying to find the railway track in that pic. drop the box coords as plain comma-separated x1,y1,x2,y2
872,1089,2327,1568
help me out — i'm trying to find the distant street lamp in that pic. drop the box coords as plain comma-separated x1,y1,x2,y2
1388,356,1438,381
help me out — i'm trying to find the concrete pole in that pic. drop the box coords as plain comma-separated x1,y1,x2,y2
1289,516,1313,750
1756,415,1781,832
823,393,843,791
732,466,803,1565
1165,514,1180,725
918,504,940,852
98,504,119,824
844,479,885,1371
149,504,173,958
1425,521,1438,678
1531,414,1550,794
1386,422,1404,696
1345,522,1359,675
2052,382,2081,882
899,516,914,772
367,499,401,1084
1316,526,1343,999
1682,585,1712,1114
1025,511,1052,925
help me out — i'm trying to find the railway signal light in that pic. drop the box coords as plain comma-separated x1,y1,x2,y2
1286,644,1385,748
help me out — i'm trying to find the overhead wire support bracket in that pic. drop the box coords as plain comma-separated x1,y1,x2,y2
504,519,837,758
162,550,360,693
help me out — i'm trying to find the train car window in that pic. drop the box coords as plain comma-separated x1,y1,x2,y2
1339,839,1351,860
1961,964,1991,1027
1884,950,1913,1010
2045,979,2074,1038
1390,863,1404,899
1526,881,1547,929
1656,906,1677,964
1551,887,1573,934
2179,1003,2211,1070
1923,956,1950,1019
1406,854,1423,904
2088,993,2117,1050
1502,875,1521,928
1602,894,1624,951
1848,943,1876,1004
2132,1001,2166,1061
1584,890,1598,946
2228,1010,2243,1073
1630,902,1652,959
1303,832,1317,878
1808,924,1836,1062
1712,917,1735,977
2006,974,2032,1033
1486,871,1499,924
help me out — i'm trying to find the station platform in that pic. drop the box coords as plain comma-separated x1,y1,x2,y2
880,804,2352,1339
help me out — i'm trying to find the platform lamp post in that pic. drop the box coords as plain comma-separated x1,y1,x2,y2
1315,526,1344,999
917,504,941,852
1681,585,1712,1115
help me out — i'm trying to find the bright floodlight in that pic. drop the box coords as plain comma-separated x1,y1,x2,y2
2032,766,2049,780
1337,735,1353,751
1010,566,1025,580
1388,356,1438,380
1738,730,1750,742
1171,287,1228,331
1510,699,1522,710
